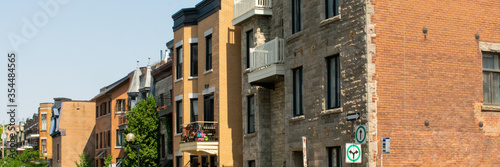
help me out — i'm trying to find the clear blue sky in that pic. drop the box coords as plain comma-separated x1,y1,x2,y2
0,0,200,124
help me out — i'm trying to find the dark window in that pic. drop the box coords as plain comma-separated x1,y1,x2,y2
191,156,199,167
210,156,217,167
206,35,212,71
177,46,183,79
483,52,500,104
202,156,208,167
108,130,111,148
176,156,183,167
248,160,255,167
158,93,165,107
57,144,60,162
204,94,215,123
246,30,254,68
108,100,111,114
327,146,341,167
96,106,99,118
191,99,199,122
176,101,183,133
326,0,339,18
327,55,341,109
116,130,123,146
100,132,103,148
247,96,255,134
293,67,303,116
95,134,98,149
161,134,166,158
116,99,126,112
292,0,301,34
292,151,303,167
191,44,198,76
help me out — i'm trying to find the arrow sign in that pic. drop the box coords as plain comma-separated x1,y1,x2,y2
345,143,362,163
347,112,360,121
355,125,367,144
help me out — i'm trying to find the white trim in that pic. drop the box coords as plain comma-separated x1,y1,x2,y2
175,40,183,48
189,93,198,99
204,69,213,74
204,28,213,37
188,76,198,80
175,95,183,101
202,87,215,95
41,137,47,140
189,38,198,43
40,107,52,109
174,78,183,83
41,112,47,115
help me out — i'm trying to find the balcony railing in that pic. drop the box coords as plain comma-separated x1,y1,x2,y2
250,37,284,72
118,115,128,126
233,0,272,25
181,121,218,143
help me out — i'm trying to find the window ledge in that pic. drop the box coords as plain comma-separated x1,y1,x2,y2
115,146,123,149
174,78,183,83
320,15,341,27
115,111,125,115
320,107,342,116
243,68,250,74
40,130,47,132
188,76,198,80
482,104,500,112
286,31,304,43
174,133,182,137
204,69,213,74
244,133,256,138
289,115,305,123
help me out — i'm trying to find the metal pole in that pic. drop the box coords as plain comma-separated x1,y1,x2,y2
2,121,4,159
380,152,383,167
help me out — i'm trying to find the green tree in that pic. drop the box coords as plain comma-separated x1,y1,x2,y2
104,154,113,167
75,152,94,167
1,149,47,167
123,95,159,167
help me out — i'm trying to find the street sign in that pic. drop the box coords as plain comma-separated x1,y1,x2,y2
345,143,362,163
355,125,367,144
302,136,307,167
1,133,6,140
382,137,390,154
346,112,360,121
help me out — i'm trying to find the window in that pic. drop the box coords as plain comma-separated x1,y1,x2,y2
160,134,166,158
176,101,183,133
158,93,165,107
116,99,126,112
191,99,199,122
326,0,339,18
41,139,47,153
248,160,255,167
116,130,124,146
100,132,103,148
327,146,341,167
246,30,254,68
176,156,183,167
292,151,303,167
108,130,111,148
204,94,215,123
483,52,500,104
247,96,255,133
41,114,47,130
56,144,60,162
327,55,340,109
206,35,212,71
177,46,183,79
191,44,198,76
293,67,303,116
292,0,301,34
96,106,99,118
95,133,98,149
210,156,217,167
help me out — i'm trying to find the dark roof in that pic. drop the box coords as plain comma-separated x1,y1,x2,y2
172,0,221,31
91,74,131,101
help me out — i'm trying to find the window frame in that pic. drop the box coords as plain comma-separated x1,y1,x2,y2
176,101,183,133
41,114,47,130
206,35,213,71
327,146,341,167
292,0,302,34
325,0,339,19
190,99,199,122
483,52,500,104
247,95,255,134
246,30,254,69
327,55,341,109
293,67,304,116
177,46,183,79
204,94,215,122
191,43,199,77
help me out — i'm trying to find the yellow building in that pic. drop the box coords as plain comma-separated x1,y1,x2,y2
172,0,242,166
38,103,53,161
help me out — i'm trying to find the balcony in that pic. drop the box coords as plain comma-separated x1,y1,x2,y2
179,121,218,155
233,0,272,25
248,37,285,87
118,115,128,126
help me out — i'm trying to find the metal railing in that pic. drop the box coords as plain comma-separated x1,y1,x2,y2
181,121,218,143
234,0,272,19
250,37,284,72
118,115,128,126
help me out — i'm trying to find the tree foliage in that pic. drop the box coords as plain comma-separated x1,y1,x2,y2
123,95,159,167
104,154,113,167
75,152,94,167
1,149,47,167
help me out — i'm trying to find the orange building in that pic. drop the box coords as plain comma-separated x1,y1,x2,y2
171,0,242,166
50,98,95,167
38,102,53,161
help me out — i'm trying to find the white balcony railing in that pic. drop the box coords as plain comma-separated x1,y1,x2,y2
250,37,284,72
233,0,272,24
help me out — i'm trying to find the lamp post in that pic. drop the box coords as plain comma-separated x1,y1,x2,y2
126,133,140,167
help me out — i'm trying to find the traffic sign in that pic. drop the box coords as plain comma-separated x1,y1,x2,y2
355,125,367,144
345,143,362,163
346,112,360,121
382,137,390,154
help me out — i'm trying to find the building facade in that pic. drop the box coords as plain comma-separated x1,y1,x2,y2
233,0,500,166
24,114,39,151
171,0,243,166
50,98,95,167
38,103,54,162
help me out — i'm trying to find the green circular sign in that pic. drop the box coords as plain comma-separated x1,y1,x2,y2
356,126,366,143
347,144,361,162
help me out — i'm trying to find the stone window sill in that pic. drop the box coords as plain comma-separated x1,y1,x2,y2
289,115,305,123
243,68,250,74
204,69,213,74
188,76,198,80
320,15,341,27
174,78,183,83
320,107,342,116
481,104,500,112
244,133,256,138
115,146,123,149
286,31,304,43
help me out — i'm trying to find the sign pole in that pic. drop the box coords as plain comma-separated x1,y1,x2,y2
2,121,5,159
380,152,383,167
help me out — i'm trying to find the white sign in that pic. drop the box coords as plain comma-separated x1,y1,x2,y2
355,125,367,144
382,137,390,154
302,136,307,167
345,143,362,163
1,133,6,140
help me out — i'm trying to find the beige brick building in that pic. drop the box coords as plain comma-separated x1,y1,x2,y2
38,102,53,161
